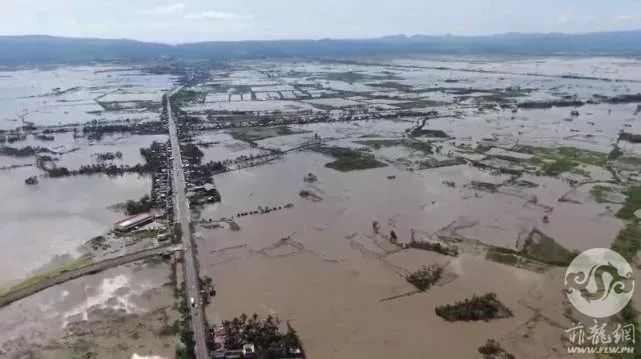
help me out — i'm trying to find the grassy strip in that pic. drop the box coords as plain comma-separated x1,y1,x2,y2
590,185,612,203
611,224,641,263
603,185,641,359
617,186,641,221
0,258,91,297
607,226,641,358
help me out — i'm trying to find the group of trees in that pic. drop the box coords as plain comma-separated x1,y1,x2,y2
95,151,123,162
405,264,444,291
408,239,459,257
124,194,154,215
43,142,167,179
48,163,145,178
34,134,55,141
220,314,303,358
435,293,513,322
82,121,167,140
181,143,204,164
140,141,169,170
620,131,641,144
478,340,515,359
0,145,51,157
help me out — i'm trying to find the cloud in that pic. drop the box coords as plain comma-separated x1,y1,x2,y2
555,11,574,24
615,15,637,22
184,11,254,21
145,3,185,15
554,11,596,25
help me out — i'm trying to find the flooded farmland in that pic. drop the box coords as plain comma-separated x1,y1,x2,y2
1,56,641,358
0,65,180,359
184,57,640,358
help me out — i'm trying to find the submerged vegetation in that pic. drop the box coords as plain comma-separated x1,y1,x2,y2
357,138,433,155
519,145,608,176
611,224,641,263
616,186,641,221
611,186,641,262
590,185,614,203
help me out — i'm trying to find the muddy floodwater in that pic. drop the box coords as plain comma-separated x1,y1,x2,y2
186,56,641,358
0,260,177,358
2,56,641,358
0,171,150,286
0,64,177,358
196,151,615,358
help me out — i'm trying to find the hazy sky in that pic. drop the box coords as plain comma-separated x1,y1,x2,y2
2,0,641,43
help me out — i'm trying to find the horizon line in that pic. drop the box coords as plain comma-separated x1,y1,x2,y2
2,28,641,46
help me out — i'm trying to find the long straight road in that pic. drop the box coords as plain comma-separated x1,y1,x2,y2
167,89,209,358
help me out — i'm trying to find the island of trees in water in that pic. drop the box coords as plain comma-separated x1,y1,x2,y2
435,293,513,322
216,314,305,358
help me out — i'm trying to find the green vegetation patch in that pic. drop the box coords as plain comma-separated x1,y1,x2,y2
591,185,614,203
173,88,206,106
611,224,641,263
617,186,641,221
521,229,576,266
324,71,396,84
405,264,444,291
128,227,167,240
617,156,641,166
221,314,304,356
521,146,608,176
356,139,404,149
435,293,513,322
485,229,576,268
0,258,91,297
356,139,433,155
230,126,307,144
408,239,459,257
479,340,515,359
485,249,519,266
315,146,387,172
367,81,413,92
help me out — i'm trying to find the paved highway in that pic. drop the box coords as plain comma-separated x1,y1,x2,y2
167,89,210,358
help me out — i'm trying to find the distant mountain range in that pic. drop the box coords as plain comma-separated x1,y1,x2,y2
2,30,641,65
